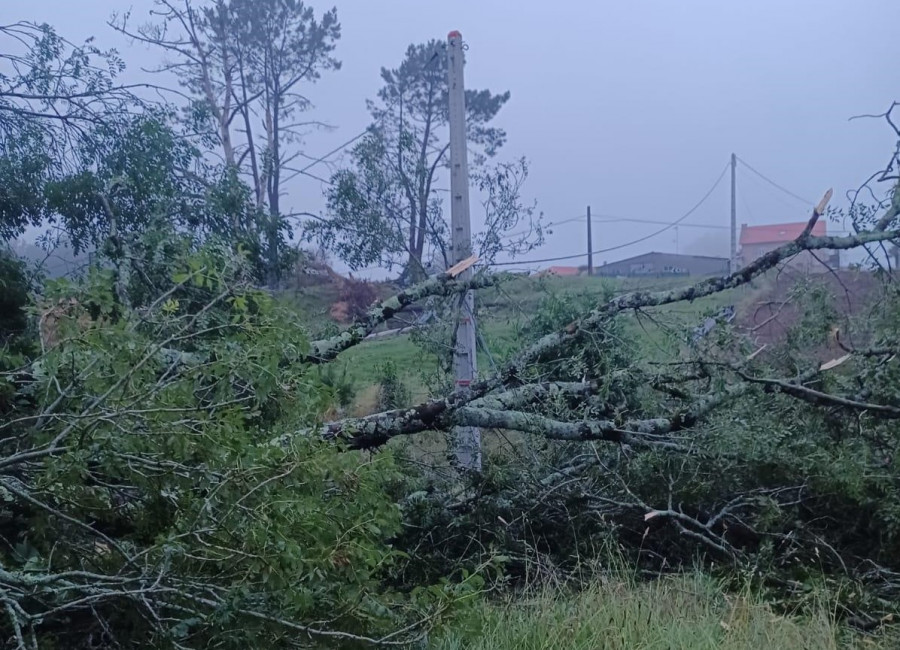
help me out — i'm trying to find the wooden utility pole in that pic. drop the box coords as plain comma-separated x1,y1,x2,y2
730,153,737,272
586,205,593,276
447,30,480,472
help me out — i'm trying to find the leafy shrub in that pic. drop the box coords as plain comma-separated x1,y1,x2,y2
0,250,31,345
0,243,460,647
376,360,410,410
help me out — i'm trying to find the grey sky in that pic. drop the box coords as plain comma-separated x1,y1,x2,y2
20,0,900,275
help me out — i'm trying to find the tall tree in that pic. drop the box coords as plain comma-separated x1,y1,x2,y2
112,0,341,286
307,40,513,282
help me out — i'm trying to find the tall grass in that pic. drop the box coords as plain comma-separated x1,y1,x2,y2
434,573,897,650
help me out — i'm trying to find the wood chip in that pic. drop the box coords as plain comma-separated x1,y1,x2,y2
820,354,851,371
815,188,833,216
746,345,767,361
445,254,479,278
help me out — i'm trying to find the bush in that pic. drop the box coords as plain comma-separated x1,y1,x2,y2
376,360,410,410
0,243,461,647
0,250,31,346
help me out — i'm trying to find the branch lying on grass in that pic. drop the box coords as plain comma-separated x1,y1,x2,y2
307,256,497,363
297,375,748,451
288,195,900,451
0,567,426,647
452,407,690,450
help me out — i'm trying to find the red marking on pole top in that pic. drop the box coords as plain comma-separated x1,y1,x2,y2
448,30,462,40
456,379,471,387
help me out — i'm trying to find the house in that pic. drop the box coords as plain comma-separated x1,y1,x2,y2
739,222,838,272
592,252,729,278
541,266,581,277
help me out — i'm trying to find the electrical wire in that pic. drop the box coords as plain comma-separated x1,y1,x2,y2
489,252,589,266
297,50,442,179
736,156,812,206
595,161,730,254
541,215,728,230
593,216,728,230
489,160,731,267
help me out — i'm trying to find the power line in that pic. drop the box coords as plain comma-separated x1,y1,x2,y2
501,214,587,240
297,51,442,178
594,216,728,230
736,156,812,206
490,160,731,267
489,252,588,266
546,215,728,230
594,161,731,255
296,130,371,176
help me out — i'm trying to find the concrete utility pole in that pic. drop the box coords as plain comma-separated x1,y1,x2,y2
447,30,480,472
730,153,737,272
586,205,593,276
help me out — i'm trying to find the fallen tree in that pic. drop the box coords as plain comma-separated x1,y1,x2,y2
6,166,900,643
306,189,900,450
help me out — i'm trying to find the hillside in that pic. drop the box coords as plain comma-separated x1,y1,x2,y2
287,272,744,412
291,267,885,419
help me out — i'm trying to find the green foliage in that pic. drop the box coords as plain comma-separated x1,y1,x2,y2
114,0,341,287
376,360,410,411
314,132,413,273
0,250,31,345
316,363,356,410
0,243,460,647
0,250,35,414
0,126,51,241
0,21,131,243
307,39,512,282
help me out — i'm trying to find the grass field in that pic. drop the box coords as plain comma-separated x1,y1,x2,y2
435,574,898,650
295,272,746,414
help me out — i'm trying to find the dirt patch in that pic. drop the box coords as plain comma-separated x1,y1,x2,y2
735,267,883,351
351,384,382,418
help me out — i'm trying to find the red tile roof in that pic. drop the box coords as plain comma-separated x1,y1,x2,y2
545,266,580,276
740,221,826,246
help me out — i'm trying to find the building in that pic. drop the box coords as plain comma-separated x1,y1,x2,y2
593,252,729,278
739,222,838,272
541,265,581,277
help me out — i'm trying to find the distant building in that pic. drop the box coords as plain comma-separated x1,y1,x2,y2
739,221,838,272
593,252,729,278
541,265,581,277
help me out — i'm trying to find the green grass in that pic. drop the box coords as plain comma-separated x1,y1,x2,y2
331,333,438,404
289,273,750,413
435,574,898,650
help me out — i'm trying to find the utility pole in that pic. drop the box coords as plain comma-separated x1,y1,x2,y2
586,205,593,276
447,30,480,472
730,153,737,272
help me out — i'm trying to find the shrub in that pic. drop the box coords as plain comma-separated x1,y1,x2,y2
376,360,410,411
0,243,460,647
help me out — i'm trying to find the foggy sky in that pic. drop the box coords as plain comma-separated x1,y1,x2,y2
18,0,900,275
